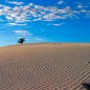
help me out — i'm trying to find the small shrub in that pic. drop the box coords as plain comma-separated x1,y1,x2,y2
18,38,25,44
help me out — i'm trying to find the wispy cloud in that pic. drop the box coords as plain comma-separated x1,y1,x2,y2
47,22,64,26
34,38,43,41
14,30,32,37
77,5,83,9
25,37,46,43
8,23,26,26
52,22,64,26
6,1,23,5
57,0,64,5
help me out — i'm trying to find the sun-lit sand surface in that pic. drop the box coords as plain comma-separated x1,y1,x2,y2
0,43,90,90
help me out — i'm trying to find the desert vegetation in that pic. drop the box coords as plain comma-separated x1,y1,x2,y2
18,37,25,44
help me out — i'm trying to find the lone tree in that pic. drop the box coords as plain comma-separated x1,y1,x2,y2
18,38,25,44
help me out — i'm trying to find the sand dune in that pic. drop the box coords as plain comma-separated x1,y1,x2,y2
0,43,90,90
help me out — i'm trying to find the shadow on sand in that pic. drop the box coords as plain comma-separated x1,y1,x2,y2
82,82,90,90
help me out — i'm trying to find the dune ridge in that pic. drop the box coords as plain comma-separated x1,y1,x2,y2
0,43,90,90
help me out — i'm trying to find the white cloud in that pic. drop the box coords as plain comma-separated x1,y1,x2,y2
8,22,26,26
6,1,23,5
57,1,64,5
14,30,32,37
0,2,89,26
52,23,64,26
25,37,46,43
77,5,83,9
47,22,64,26
34,38,43,41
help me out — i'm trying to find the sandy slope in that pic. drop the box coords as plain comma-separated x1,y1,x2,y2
0,43,90,90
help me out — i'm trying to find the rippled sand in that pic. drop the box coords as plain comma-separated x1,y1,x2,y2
0,43,90,90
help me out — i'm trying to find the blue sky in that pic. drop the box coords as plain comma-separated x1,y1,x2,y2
0,0,90,46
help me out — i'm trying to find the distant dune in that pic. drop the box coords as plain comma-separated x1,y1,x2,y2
0,43,90,90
